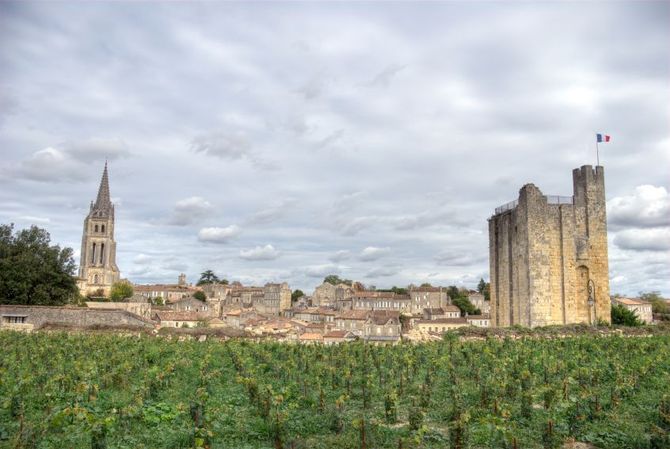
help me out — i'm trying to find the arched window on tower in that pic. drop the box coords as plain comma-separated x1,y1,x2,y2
94,274,99,284
100,243,105,265
94,225,99,232
91,243,97,266
101,225,105,233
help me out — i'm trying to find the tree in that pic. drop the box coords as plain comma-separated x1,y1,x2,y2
193,291,207,302
291,289,304,302
640,291,668,315
420,282,433,288
110,281,133,301
452,297,480,316
611,304,643,326
323,275,352,286
477,278,486,294
0,224,78,305
197,270,220,285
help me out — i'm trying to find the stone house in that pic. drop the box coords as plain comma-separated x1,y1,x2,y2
312,282,356,307
363,311,401,344
466,314,491,327
152,311,209,328
134,284,196,303
408,287,449,314
255,283,292,316
85,301,152,319
351,291,411,312
299,332,324,345
468,292,491,314
167,296,214,315
415,317,468,333
423,305,461,320
612,297,653,324
323,330,357,345
334,310,369,335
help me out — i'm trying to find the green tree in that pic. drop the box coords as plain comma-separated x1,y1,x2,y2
611,304,642,326
477,278,486,294
452,297,480,316
110,281,133,301
291,289,305,302
420,282,433,288
0,224,78,305
640,291,668,315
197,270,219,285
193,291,207,302
323,275,352,286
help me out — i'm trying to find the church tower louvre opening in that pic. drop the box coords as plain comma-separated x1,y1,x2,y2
77,163,120,297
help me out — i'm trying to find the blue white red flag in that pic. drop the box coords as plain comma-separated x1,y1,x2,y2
596,133,611,143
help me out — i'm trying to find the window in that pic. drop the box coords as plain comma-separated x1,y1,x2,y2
94,225,99,232
101,225,105,233
100,243,105,264
3,316,26,324
91,243,97,265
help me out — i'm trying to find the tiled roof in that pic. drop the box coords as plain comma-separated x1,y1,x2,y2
324,330,351,338
417,317,467,324
299,333,323,341
154,311,209,321
337,310,370,320
614,297,650,306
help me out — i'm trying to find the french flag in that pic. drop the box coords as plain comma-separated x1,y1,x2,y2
596,133,611,143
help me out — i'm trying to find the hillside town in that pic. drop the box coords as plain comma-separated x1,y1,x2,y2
1,162,665,341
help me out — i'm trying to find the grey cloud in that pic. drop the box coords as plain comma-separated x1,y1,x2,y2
239,244,280,261
247,198,297,225
359,246,391,261
304,263,342,278
329,250,351,262
191,130,251,160
63,138,130,163
364,64,407,88
18,147,88,182
366,266,399,278
435,252,487,267
613,228,670,252
169,196,213,226
315,129,344,149
133,253,152,265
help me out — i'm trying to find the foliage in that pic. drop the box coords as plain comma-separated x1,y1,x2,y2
110,281,133,301
641,291,669,317
452,297,481,316
323,275,353,286
0,223,78,305
2,331,669,448
291,289,305,302
197,270,220,285
478,278,491,301
611,304,643,327
193,291,207,302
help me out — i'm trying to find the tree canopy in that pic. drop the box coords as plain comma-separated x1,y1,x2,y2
291,289,305,302
323,275,352,286
193,291,207,302
0,224,78,305
110,281,133,301
197,270,220,285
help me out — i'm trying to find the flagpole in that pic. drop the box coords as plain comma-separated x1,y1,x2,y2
596,141,600,166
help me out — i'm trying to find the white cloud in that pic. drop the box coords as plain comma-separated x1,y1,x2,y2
239,244,280,261
359,246,391,261
133,253,152,264
169,196,213,226
198,225,241,243
608,185,670,229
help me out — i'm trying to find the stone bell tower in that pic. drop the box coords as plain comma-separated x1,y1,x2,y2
78,163,120,297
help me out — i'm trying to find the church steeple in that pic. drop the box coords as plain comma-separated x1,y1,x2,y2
91,162,113,217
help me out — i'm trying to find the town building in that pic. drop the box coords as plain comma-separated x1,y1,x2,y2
363,311,402,345
489,165,611,327
351,291,411,311
468,292,491,314
408,286,449,314
612,297,653,324
77,163,120,297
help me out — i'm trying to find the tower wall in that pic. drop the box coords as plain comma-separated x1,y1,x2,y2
489,165,610,327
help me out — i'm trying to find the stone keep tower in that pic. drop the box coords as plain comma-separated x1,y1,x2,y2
78,163,120,296
488,165,610,328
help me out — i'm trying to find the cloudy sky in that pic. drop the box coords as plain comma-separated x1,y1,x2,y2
1,2,668,296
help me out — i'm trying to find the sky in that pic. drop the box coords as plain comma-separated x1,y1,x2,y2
0,1,668,296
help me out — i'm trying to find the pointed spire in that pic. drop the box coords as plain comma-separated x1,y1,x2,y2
92,162,112,215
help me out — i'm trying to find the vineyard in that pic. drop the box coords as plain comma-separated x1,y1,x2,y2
1,331,669,449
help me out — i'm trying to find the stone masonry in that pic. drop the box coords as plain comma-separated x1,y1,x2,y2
488,165,610,327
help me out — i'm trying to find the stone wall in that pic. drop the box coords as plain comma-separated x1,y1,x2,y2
85,301,152,319
489,165,611,328
0,305,154,330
